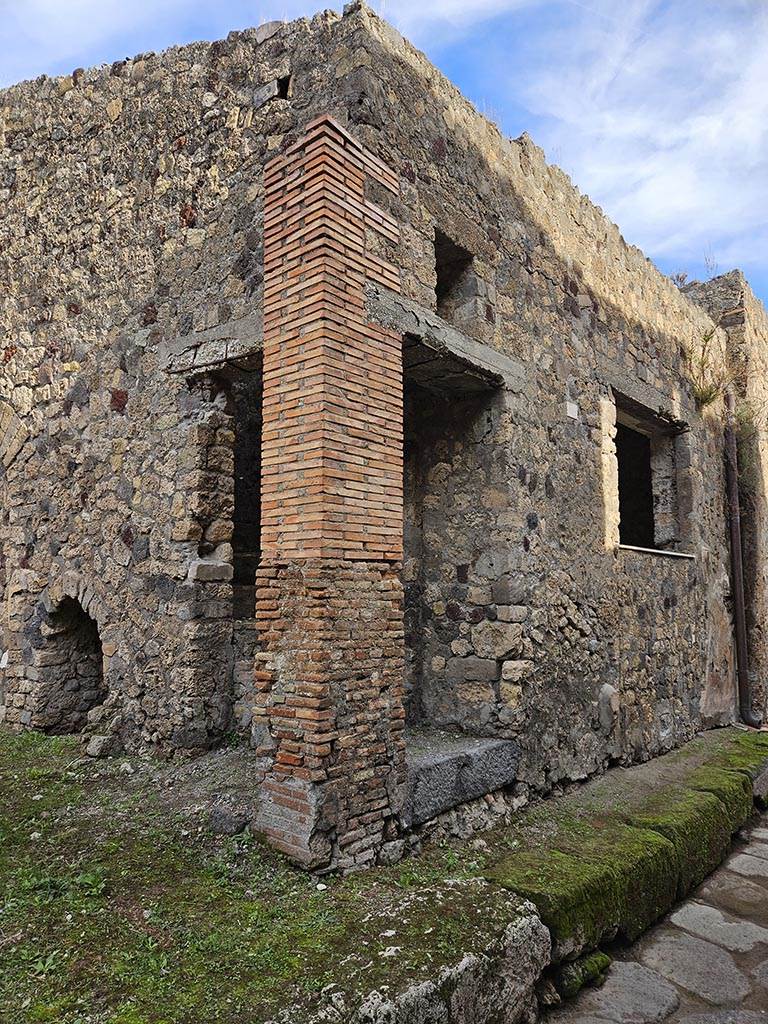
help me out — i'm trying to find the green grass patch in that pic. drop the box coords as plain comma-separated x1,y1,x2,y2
2,725,767,1018
0,728,519,1024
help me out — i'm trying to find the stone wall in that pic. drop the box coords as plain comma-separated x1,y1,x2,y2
0,11,360,755
341,3,741,778
404,384,525,733
1,0,764,863
684,271,768,717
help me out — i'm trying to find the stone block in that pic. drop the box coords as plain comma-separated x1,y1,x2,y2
85,734,119,758
446,656,498,683
492,575,527,605
501,659,533,683
500,682,523,706
471,620,523,660
188,559,233,582
496,604,528,622
403,731,520,826
637,929,750,1006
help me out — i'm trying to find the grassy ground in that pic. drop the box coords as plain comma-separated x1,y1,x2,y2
2,726,767,1023
0,729,516,1024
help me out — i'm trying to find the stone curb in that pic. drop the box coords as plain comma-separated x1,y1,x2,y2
272,735,768,1023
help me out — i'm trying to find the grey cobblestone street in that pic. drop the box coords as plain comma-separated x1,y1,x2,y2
551,814,768,1022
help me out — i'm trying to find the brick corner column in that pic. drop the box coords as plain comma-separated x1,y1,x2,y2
253,116,406,870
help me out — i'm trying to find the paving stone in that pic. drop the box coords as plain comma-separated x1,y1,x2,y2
740,842,768,863
696,871,768,921
637,928,751,1005
547,961,679,1023
747,828,768,842
675,1015,768,1024
670,900,768,952
549,1017,610,1024
727,854,768,880
753,957,768,990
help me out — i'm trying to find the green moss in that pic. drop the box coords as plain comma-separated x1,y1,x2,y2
626,786,732,895
554,950,612,997
484,728,768,958
0,726,519,1024
689,766,754,830
710,730,768,777
3,724,768,1020
488,820,678,949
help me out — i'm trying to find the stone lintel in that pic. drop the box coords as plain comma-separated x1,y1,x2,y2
160,311,263,374
365,281,526,392
598,357,691,429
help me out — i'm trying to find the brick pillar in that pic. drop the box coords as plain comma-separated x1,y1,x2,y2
254,116,406,870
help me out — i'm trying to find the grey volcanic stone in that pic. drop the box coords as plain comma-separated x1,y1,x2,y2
696,871,768,921
637,929,751,1005
753,956,768,990
85,734,118,758
208,804,248,835
547,961,679,1024
752,767,768,809
445,656,498,683
739,841,768,863
403,730,519,826
677,1015,768,1024
727,854,768,879
377,840,406,866
670,900,768,952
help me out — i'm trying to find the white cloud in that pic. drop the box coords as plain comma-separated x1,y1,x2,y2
0,0,191,84
378,0,534,36
1,0,765,286
501,0,768,274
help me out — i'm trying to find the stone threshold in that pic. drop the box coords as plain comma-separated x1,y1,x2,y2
403,725,519,828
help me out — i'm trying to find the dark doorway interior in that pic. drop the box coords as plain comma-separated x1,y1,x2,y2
230,363,263,619
434,228,474,323
35,597,106,734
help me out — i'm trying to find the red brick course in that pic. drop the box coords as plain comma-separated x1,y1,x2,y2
255,117,406,869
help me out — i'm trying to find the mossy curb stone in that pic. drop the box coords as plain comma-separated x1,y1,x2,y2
487,822,680,958
268,882,551,1024
554,951,611,998
483,730,768,963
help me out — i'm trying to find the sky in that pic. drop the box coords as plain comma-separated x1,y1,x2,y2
1,0,767,306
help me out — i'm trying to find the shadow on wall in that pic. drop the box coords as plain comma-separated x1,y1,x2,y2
31,597,106,734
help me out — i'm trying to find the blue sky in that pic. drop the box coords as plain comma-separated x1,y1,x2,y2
2,0,767,306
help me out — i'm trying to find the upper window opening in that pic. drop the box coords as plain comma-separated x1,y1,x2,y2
616,422,655,547
614,397,681,552
434,229,474,322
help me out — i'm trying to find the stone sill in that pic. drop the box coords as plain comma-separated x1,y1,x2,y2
618,544,695,560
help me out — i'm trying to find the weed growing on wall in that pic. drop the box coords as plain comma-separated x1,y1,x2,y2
682,317,748,409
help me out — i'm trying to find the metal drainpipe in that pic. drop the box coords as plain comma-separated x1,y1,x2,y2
724,390,763,727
